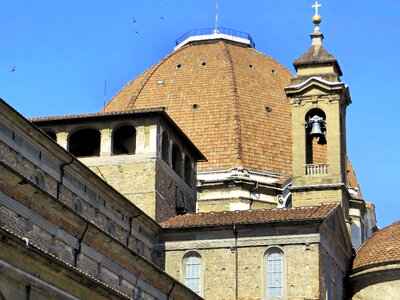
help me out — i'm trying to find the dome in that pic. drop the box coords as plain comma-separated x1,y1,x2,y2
103,37,293,174
353,221,400,271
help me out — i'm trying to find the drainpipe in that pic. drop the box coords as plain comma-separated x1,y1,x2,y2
57,157,74,200
127,211,142,246
233,224,238,300
167,281,176,300
74,222,89,267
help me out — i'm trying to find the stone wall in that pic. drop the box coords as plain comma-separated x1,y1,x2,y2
0,101,202,300
164,226,324,300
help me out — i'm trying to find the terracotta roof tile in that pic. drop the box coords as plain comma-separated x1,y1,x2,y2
347,158,363,199
161,203,338,229
30,108,206,161
29,108,166,122
353,221,400,272
102,40,293,174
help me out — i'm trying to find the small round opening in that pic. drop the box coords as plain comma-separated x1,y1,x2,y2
192,104,199,110
201,61,207,67
176,64,182,69
271,69,276,74
265,106,272,113
249,64,253,69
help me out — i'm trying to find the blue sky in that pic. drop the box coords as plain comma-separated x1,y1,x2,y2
0,1,399,227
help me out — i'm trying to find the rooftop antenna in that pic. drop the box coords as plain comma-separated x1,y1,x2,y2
214,0,219,33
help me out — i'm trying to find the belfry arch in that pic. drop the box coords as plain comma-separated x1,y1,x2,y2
69,128,100,157
305,108,327,166
112,125,136,155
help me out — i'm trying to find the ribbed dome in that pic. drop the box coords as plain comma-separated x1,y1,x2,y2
103,39,293,174
353,221,400,271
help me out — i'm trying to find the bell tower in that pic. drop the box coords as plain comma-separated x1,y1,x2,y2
285,2,351,218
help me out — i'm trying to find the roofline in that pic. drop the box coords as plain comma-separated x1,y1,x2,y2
161,203,338,230
0,97,162,231
162,217,325,230
30,108,206,161
0,226,203,300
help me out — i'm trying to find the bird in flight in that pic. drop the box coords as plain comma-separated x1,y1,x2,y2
160,16,164,20
132,17,136,23
135,30,139,34
10,66,16,72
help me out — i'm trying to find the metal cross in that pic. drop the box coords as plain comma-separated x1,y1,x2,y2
312,1,322,15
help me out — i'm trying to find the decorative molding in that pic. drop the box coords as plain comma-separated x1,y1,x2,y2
0,259,79,300
164,233,320,251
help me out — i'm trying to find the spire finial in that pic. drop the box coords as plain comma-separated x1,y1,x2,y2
312,1,322,30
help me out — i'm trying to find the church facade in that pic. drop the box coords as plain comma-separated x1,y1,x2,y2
0,4,398,300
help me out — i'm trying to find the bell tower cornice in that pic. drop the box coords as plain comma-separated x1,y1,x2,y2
285,77,352,106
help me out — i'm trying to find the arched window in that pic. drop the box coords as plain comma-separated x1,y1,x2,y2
112,126,136,155
184,155,192,186
265,248,285,299
172,144,183,177
34,170,45,189
184,253,202,295
162,131,170,163
69,129,100,157
107,220,116,237
73,197,83,214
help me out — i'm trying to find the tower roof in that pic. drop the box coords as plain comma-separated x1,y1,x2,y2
103,37,294,174
293,43,342,76
292,2,343,81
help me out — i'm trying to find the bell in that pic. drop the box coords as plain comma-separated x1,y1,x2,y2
310,122,324,137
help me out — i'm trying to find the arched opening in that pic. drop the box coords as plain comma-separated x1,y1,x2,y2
112,126,136,155
184,155,192,186
73,197,83,214
265,248,285,299
172,144,183,177
34,170,45,189
183,252,202,295
107,221,116,236
162,131,170,163
69,129,100,157
44,131,57,141
305,109,327,169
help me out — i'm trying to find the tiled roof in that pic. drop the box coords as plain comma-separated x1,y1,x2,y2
293,44,342,76
161,203,338,229
353,221,400,271
347,158,363,199
29,108,206,161
102,40,294,174
29,107,166,122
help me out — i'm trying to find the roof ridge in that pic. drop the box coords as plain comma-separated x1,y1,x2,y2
221,41,243,166
164,203,334,219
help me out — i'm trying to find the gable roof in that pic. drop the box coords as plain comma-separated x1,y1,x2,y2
161,203,338,229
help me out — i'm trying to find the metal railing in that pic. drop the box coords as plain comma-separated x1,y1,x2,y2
305,164,328,175
175,27,256,48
